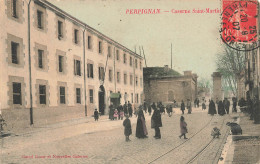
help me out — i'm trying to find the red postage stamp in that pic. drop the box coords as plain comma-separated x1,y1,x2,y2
220,0,259,51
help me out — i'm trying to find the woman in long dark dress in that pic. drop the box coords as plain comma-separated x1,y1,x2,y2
208,100,217,116
218,100,226,116
180,100,185,114
136,110,148,138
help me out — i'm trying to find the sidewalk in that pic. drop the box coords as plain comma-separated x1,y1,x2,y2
221,112,260,164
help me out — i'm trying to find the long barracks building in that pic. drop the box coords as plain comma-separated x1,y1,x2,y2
0,0,143,129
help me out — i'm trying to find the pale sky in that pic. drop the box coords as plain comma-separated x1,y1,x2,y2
52,0,224,80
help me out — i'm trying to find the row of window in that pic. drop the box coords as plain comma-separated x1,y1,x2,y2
9,0,143,70
12,82,141,105
12,82,87,105
10,41,142,86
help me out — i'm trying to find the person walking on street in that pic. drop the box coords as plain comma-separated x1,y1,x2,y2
187,99,192,114
151,102,156,111
218,100,226,116
179,116,188,139
197,99,200,108
232,97,237,113
202,100,206,110
123,102,128,116
143,101,148,113
136,110,148,138
127,101,133,118
109,103,115,120
223,98,230,114
94,109,99,121
123,115,132,142
181,100,185,114
148,104,152,115
208,100,217,116
151,107,162,139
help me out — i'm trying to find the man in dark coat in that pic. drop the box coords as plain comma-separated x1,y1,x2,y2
109,103,114,120
208,100,217,116
123,115,132,142
223,98,230,114
181,100,185,114
151,108,162,139
123,102,128,116
148,104,152,115
151,102,156,110
143,101,148,113
232,98,237,113
127,101,133,117
218,100,225,116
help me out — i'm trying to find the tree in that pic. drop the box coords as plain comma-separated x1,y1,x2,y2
215,46,245,96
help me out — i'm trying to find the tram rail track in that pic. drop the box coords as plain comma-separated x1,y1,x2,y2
148,116,214,164
186,117,229,164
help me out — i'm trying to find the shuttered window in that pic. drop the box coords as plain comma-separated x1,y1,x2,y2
13,82,22,105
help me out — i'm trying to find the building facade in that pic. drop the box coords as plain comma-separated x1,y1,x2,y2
144,66,198,105
0,0,143,129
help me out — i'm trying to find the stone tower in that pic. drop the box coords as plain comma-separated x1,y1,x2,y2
212,72,223,102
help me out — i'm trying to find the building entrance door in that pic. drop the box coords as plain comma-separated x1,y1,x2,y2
98,85,105,115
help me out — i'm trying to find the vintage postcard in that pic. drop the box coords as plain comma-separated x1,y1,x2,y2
0,0,260,163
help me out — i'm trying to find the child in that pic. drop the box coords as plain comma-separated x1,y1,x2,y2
179,116,188,139
94,109,99,121
123,115,132,141
113,109,118,120
211,127,221,138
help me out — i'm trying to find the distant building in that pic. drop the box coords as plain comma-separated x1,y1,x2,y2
143,65,198,105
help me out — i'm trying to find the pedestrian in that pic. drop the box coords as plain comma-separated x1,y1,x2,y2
197,99,200,108
113,109,118,120
109,103,115,120
218,100,226,116
143,101,148,113
223,98,230,114
202,100,206,110
208,100,217,116
124,102,128,116
117,104,122,120
123,114,132,142
151,107,162,139
94,109,99,121
180,100,185,114
151,102,156,110
232,98,237,113
179,116,188,139
166,104,173,117
136,110,148,138
128,101,133,117
187,99,192,114
238,98,246,113
194,99,197,108
148,104,152,115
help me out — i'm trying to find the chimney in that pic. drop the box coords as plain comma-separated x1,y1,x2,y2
184,71,192,76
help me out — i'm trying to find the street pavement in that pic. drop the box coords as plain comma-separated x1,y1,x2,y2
1,107,233,164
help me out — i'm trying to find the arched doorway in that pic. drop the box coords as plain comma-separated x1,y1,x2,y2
98,85,105,115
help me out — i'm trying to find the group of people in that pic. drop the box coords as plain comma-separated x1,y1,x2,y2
123,104,188,141
108,101,133,121
180,99,192,114
207,97,243,116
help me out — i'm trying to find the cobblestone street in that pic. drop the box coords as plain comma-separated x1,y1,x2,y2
1,108,232,164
